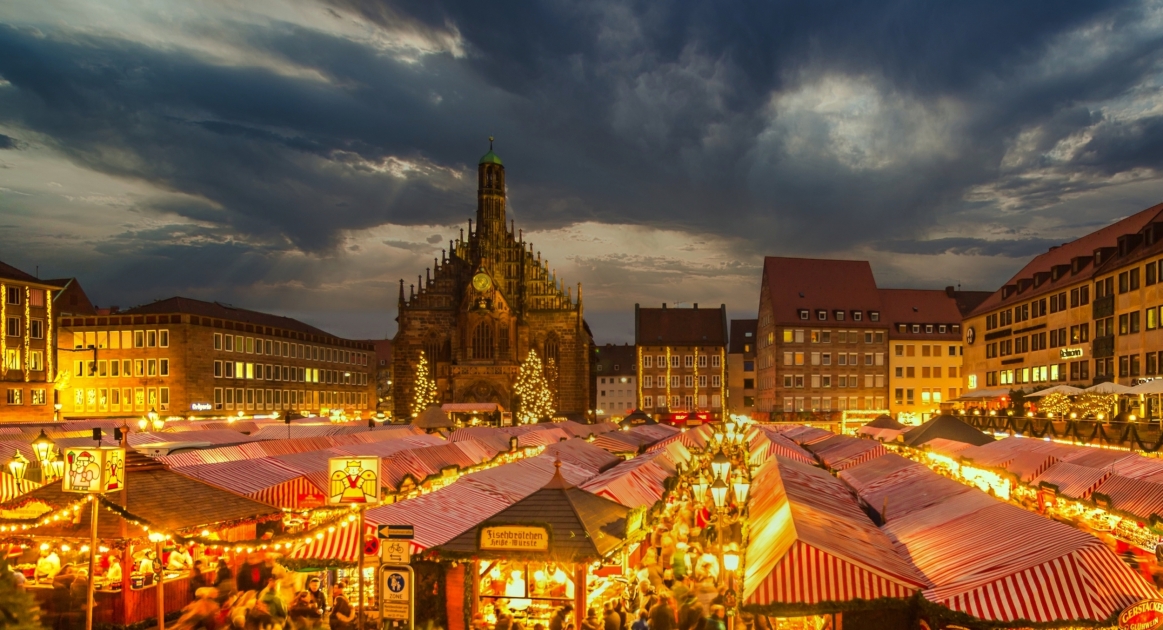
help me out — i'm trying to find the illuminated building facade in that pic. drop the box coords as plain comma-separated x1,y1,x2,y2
634,303,728,424
593,343,636,420
726,319,757,415
963,203,1163,403
392,146,592,419
60,297,375,419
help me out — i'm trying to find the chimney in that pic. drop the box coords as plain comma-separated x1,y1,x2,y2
693,303,699,309
945,286,955,298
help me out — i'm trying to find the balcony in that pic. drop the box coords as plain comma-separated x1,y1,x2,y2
1092,295,1114,319
1093,335,1115,359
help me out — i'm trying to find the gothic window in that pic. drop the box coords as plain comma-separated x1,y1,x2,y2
498,325,510,359
424,339,441,363
544,336,559,365
472,322,494,360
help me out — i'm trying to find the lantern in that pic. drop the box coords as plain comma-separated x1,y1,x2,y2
691,476,709,503
62,446,126,494
31,429,53,464
7,451,28,483
149,408,164,431
732,478,750,505
713,430,725,445
327,456,381,505
711,450,732,481
723,552,740,572
49,454,65,481
711,477,729,509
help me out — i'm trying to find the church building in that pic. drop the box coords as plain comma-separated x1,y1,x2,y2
391,144,592,421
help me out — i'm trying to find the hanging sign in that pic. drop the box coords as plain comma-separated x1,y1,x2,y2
479,525,550,551
62,446,126,494
1119,599,1163,630
1060,347,1085,360
327,456,381,505
380,565,414,629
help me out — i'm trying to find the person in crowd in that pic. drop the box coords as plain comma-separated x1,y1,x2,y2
168,545,195,572
581,607,602,630
305,576,326,613
174,587,221,630
549,604,574,630
106,551,123,584
613,598,628,630
648,595,676,630
705,606,725,630
36,547,61,582
139,549,159,584
288,589,323,630
603,603,621,630
632,610,649,630
191,560,214,596
236,554,270,593
496,612,514,630
328,582,356,630
677,595,704,630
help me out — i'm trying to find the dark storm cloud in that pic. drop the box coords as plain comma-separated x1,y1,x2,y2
0,133,16,149
873,237,1063,258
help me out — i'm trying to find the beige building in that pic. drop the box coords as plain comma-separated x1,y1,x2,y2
962,202,1163,416
881,288,987,421
635,304,728,425
60,297,375,419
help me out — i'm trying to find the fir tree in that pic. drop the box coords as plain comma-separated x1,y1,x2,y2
411,351,439,418
0,559,43,630
515,349,555,424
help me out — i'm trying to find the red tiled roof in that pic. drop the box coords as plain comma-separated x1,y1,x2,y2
122,296,360,343
635,304,727,346
879,289,962,340
968,203,1163,317
594,344,636,373
761,257,884,326
0,260,56,285
729,319,757,354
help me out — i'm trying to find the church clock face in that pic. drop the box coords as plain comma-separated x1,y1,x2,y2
472,272,492,293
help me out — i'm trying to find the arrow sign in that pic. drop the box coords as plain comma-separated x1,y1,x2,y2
378,524,415,540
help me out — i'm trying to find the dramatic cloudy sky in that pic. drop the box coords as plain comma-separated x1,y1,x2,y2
3,1,1163,342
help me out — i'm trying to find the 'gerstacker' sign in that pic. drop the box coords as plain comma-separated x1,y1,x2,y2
479,525,550,551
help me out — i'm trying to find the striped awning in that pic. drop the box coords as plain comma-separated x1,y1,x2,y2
0,473,40,503
924,438,975,458
580,453,671,508
1002,451,1061,483
287,520,370,564
1091,475,1163,522
1033,462,1112,499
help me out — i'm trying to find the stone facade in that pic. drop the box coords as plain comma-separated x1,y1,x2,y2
727,319,757,415
0,262,64,422
392,147,592,420
60,298,375,419
634,304,729,425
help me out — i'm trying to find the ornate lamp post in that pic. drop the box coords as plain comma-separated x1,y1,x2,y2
8,451,28,483
711,449,732,482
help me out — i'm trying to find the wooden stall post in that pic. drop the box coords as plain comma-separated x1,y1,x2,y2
122,542,133,624
85,497,98,630
156,538,165,630
358,505,366,630
573,564,586,625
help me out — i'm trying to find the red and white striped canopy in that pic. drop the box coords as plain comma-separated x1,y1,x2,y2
1091,474,1163,522
287,520,371,564
1032,462,1112,500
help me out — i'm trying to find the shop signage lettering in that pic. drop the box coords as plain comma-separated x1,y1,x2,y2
480,525,550,551
190,402,213,411
452,366,519,376
0,500,51,520
1060,347,1084,359
1119,599,1163,630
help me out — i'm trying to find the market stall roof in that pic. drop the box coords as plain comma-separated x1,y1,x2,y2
618,410,656,428
1112,455,1163,481
1002,451,1062,482
857,426,905,442
922,438,975,458
441,402,504,413
436,461,629,562
863,414,906,430
835,453,925,494
542,438,622,474
580,452,673,508
647,425,710,454
749,431,814,466
901,414,994,447
951,387,1010,401
285,519,369,567
365,483,511,554
1032,462,1113,499
1025,385,1085,397
174,458,324,508
772,425,834,446
745,456,929,608
1084,381,1134,394
412,405,455,430
806,435,888,471
0,450,282,540
592,431,652,454
1090,475,1163,523
552,420,619,439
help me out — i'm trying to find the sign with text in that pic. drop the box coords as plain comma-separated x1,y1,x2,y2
1119,599,1163,630
378,525,414,540
62,446,125,494
1060,347,1085,360
380,565,413,628
479,525,550,551
327,456,380,505
381,540,410,564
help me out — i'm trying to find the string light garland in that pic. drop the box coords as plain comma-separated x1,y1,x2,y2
411,350,438,418
1038,392,1071,416
514,349,554,424
45,288,52,382
1071,393,1118,419
1,282,6,377
22,286,30,382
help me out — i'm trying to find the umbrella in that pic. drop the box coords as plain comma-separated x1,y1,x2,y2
1127,380,1163,395
1025,385,1084,398
1084,382,1133,395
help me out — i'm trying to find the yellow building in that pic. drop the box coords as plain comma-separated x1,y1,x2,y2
962,202,1163,416
881,288,987,421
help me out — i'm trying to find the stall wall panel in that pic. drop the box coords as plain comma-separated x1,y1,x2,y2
446,562,466,630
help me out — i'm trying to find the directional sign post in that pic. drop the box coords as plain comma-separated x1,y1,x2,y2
381,539,410,565
378,524,415,540
380,565,414,630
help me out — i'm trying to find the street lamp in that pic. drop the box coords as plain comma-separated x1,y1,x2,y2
691,476,709,503
49,454,65,481
710,477,729,509
723,551,739,573
31,430,53,465
8,452,28,483
149,408,164,431
711,450,732,481
732,477,750,505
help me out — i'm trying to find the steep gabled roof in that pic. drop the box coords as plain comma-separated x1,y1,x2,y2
761,257,884,326
878,288,963,340
0,260,50,285
902,414,995,447
635,304,727,346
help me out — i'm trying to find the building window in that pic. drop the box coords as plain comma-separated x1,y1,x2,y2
5,317,19,337
30,319,43,339
29,351,43,372
869,311,880,322
853,311,863,321
684,355,694,368
160,330,169,347
5,287,19,305
643,356,653,368
6,389,21,405
160,359,169,377
817,310,827,320
698,355,708,368
472,322,494,360
711,375,721,387
215,360,223,377
30,389,46,405
214,333,222,350
711,355,721,368
798,310,809,320
160,387,170,411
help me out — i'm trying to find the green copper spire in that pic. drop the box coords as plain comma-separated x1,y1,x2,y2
479,136,502,165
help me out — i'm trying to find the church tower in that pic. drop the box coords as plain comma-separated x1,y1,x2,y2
476,138,506,243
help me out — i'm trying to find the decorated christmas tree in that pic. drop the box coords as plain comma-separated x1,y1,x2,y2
411,351,439,418
0,559,42,630
515,349,555,424
544,356,560,411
